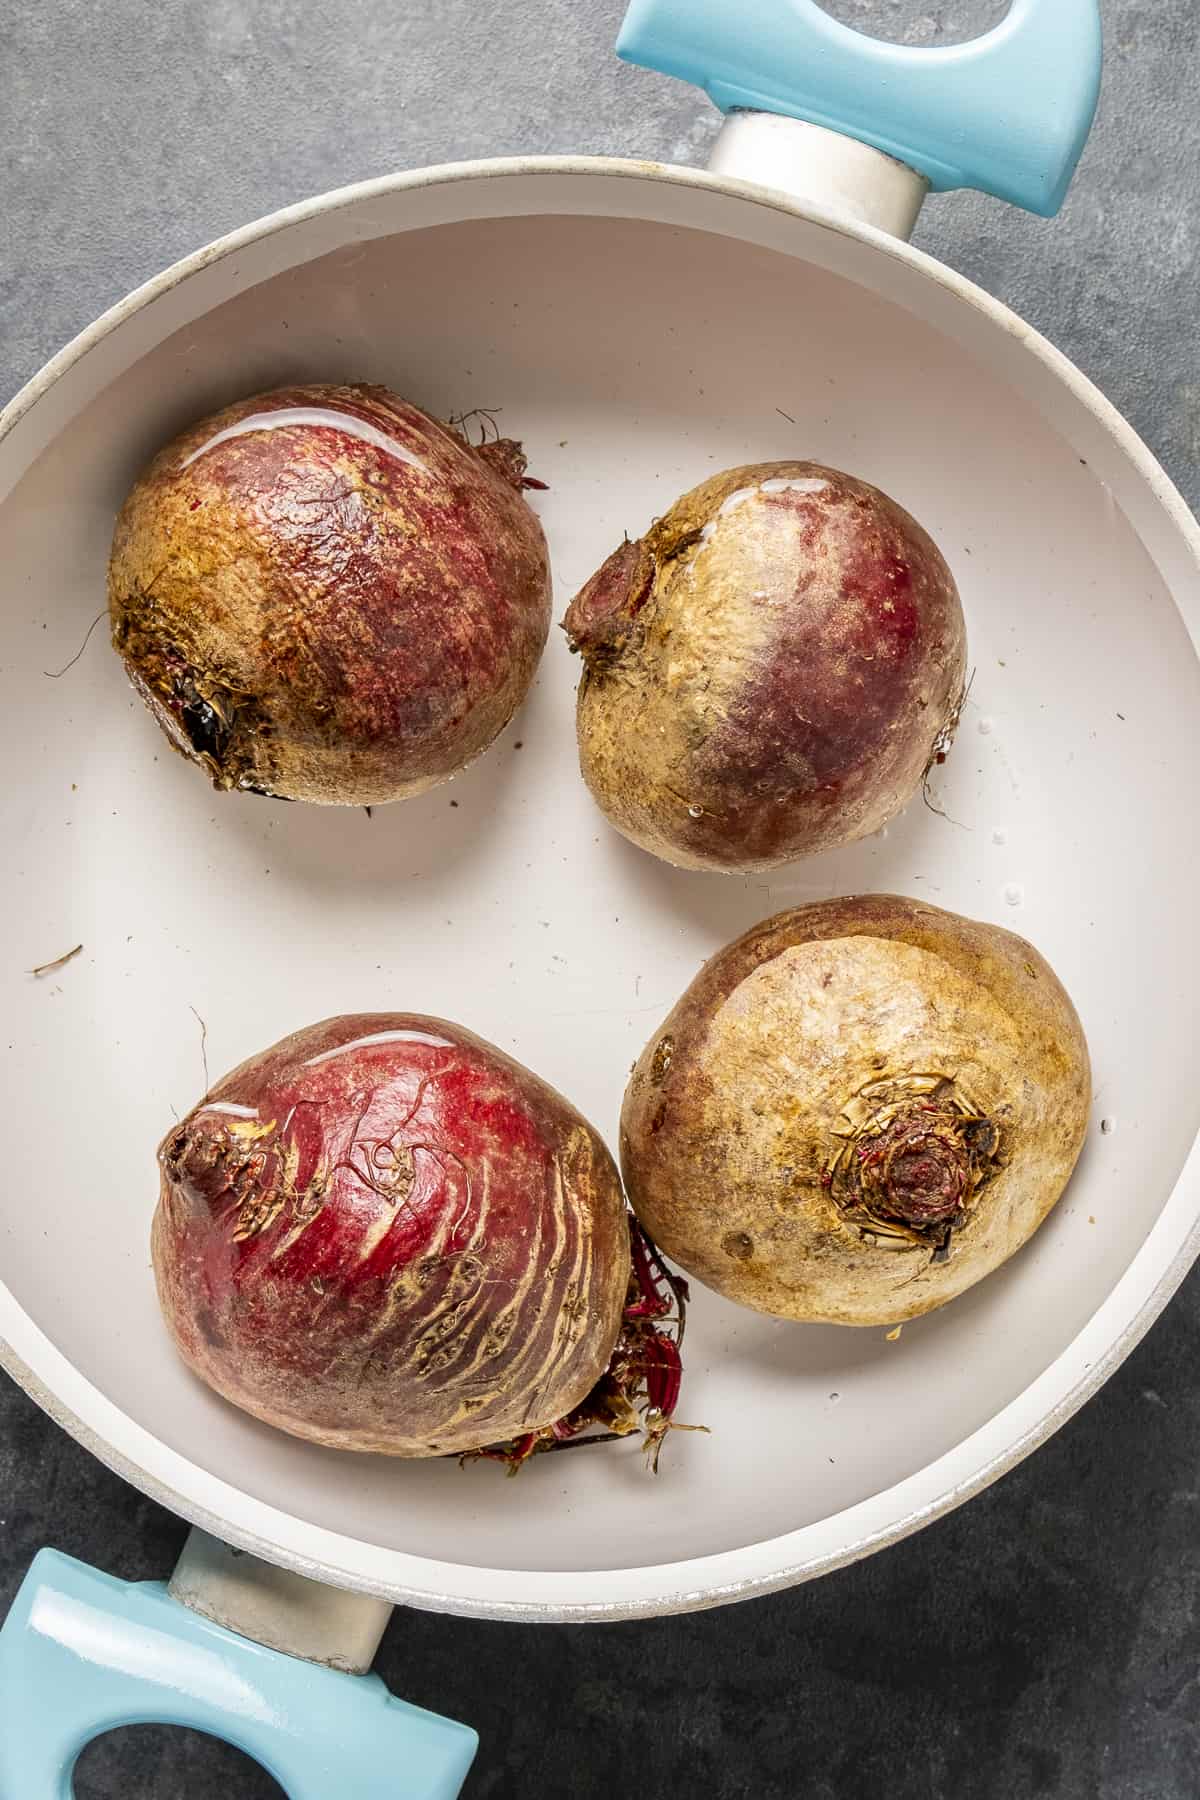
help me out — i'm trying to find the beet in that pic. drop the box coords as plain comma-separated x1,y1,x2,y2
152,1014,689,1462
109,385,551,804
564,463,966,872
621,897,1090,1327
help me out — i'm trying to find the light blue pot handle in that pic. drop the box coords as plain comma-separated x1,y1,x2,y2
0,1550,478,1800
617,0,1103,215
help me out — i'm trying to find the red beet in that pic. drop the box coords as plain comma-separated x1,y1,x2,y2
152,1015,688,1461
109,385,551,804
564,463,966,871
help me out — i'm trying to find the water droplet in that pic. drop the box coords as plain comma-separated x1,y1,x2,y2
1100,1117,1115,1135
829,1391,841,1404
992,828,1007,846
687,804,703,819
1004,884,1023,907
978,717,995,736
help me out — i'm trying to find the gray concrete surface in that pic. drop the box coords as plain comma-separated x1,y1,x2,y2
2,2,1199,1794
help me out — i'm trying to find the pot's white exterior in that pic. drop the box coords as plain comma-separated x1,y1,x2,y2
2,158,1198,1622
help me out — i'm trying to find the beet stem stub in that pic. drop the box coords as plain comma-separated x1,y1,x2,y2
562,539,654,666
866,1113,969,1227
475,436,538,493
825,1074,1003,1249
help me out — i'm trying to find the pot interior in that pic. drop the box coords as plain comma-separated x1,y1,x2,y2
1,189,1198,1589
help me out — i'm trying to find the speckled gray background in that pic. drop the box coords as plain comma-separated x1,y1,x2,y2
3,2,1199,1795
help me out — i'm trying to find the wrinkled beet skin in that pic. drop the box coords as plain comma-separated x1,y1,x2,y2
109,385,551,805
152,1015,630,1456
564,463,966,872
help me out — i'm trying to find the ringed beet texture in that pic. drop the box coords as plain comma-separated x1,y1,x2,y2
565,463,967,872
153,1015,689,1466
109,384,551,805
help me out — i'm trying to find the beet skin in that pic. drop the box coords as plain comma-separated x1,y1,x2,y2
621,897,1090,1326
564,463,966,872
110,384,551,804
152,1015,630,1456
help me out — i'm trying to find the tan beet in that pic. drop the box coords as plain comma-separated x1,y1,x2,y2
621,897,1090,1327
109,385,551,804
563,463,966,872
